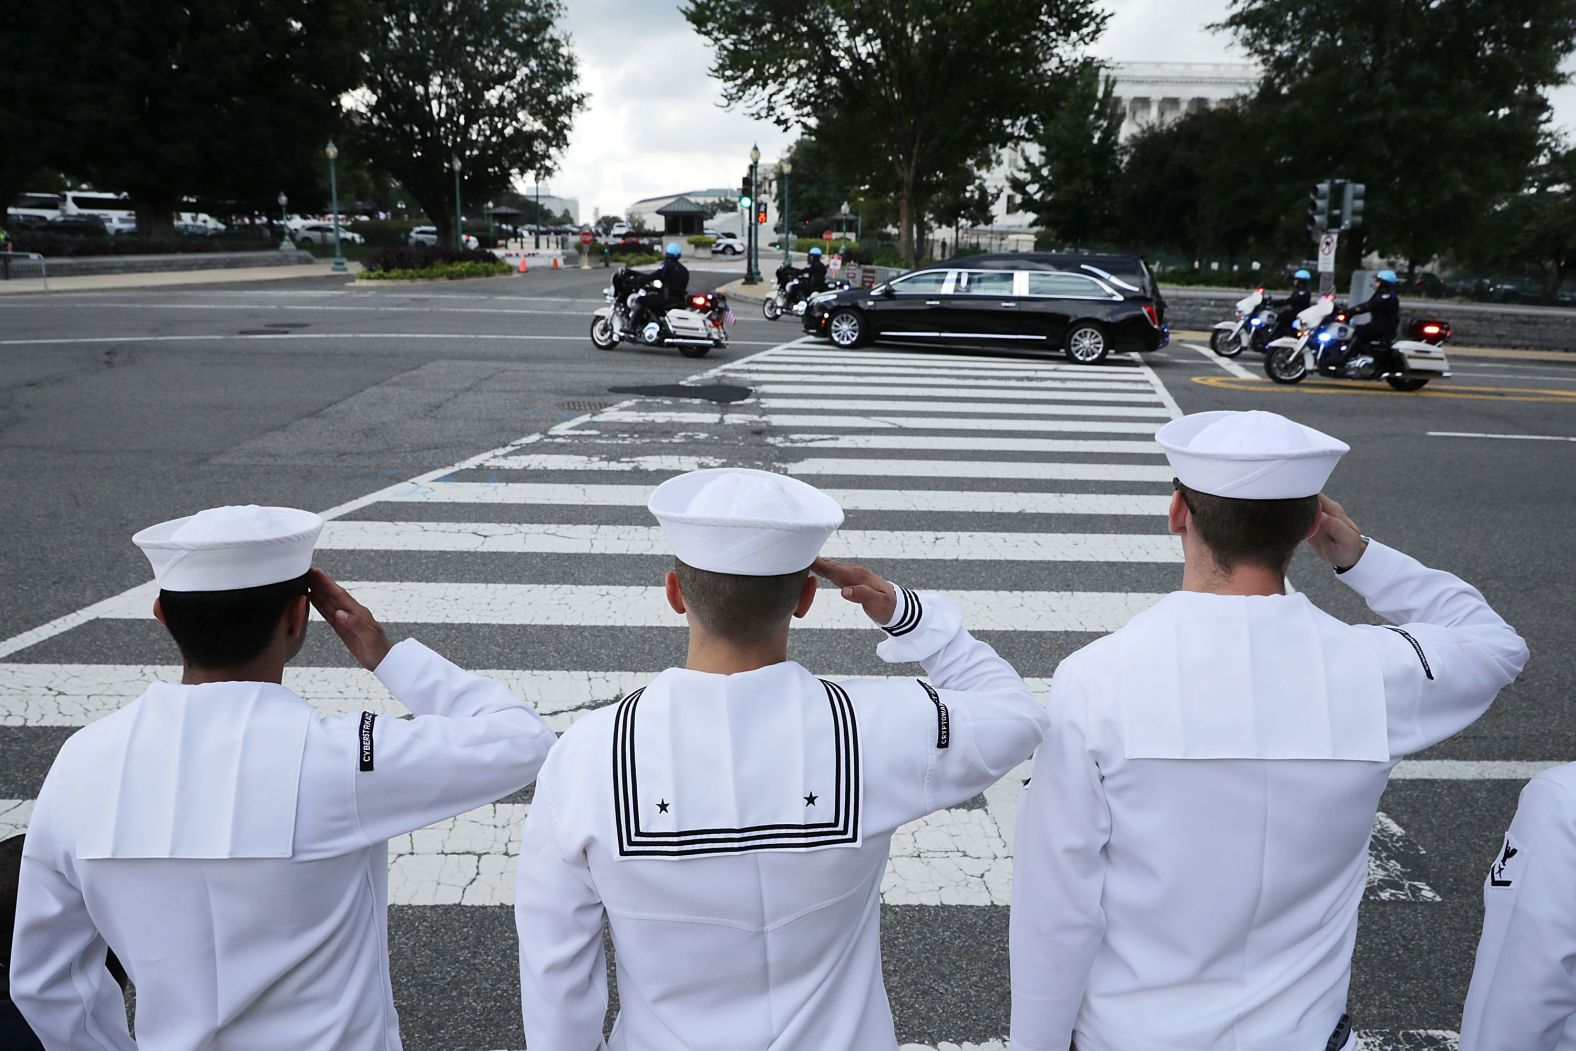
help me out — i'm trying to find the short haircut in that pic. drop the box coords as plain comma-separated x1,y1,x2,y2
158,572,310,668
673,559,809,645
1177,482,1319,574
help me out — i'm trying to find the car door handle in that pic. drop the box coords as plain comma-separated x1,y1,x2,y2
924,300,941,305
1000,302,1018,307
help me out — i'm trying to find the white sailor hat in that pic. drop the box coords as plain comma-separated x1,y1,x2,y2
1156,410,1348,499
133,505,323,592
648,468,844,576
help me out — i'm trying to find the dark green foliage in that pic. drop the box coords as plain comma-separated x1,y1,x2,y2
1010,63,1124,245
353,0,586,249
1470,145,1576,299
9,233,248,257
361,244,505,272
685,0,1108,265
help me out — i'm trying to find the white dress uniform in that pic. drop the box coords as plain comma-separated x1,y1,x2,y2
515,469,1047,1051
1008,413,1529,1051
10,506,556,1051
1460,762,1576,1050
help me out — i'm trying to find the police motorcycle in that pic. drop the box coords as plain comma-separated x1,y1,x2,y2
1262,297,1451,391
1209,288,1280,358
762,264,852,321
590,267,730,358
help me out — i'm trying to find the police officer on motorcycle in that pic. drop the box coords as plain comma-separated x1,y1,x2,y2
633,243,691,333
1343,269,1400,369
1270,269,1312,339
804,246,828,294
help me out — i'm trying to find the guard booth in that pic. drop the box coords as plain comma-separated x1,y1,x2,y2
486,205,523,246
656,196,707,238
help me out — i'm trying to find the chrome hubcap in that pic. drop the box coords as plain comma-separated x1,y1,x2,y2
1070,329,1103,360
829,314,859,345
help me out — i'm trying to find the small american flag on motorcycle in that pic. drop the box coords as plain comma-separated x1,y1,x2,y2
723,306,736,327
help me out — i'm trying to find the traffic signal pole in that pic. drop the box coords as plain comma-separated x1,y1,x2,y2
746,156,761,284
1307,178,1366,296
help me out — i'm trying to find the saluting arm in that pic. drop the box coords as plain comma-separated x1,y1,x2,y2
813,558,1046,813
515,756,609,1051
308,570,556,844
10,781,136,1051
1461,775,1576,1051
1308,498,1527,756
1009,664,1108,1051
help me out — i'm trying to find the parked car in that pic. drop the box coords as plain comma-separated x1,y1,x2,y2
408,225,478,249
295,222,365,245
801,252,1169,364
45,214,109,236
104,215,138,236
710,232,744,256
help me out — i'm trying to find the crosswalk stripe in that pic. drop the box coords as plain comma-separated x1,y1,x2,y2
768,435,1163,455
383,482,1172,516
750,383,1166,403
757,397,1172,418
726,369,1155,390
313,521,1180,562
593,411,1164,435
747,359,1154,383
477,452,1177,483
754,348,1143,369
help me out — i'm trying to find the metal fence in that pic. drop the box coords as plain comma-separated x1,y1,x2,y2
0,252,48,290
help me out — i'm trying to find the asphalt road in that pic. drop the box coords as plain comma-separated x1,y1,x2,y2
1,268,1573,1049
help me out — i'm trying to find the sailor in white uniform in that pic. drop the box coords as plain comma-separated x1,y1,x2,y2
11,505,555,1051
515,468,1047,1051
1461,762,1576,1049
1009,411,1528,1051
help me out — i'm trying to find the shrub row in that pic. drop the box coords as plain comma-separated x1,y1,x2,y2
9,233,254,257
360,244,502,273
359,259,514,281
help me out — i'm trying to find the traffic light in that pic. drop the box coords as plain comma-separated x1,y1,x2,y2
1327,179,1347,231
1307,181,1331,238
1341,182,1366,230
739,175,752,211
756,206,768,225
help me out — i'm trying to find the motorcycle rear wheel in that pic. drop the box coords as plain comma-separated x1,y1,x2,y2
762,297,783,321
1210,329,1244,358
590,317,618,350
1385,375,1429,391
1265,346,1307,384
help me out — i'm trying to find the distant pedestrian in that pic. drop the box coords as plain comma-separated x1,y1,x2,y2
1009,409,1528,1051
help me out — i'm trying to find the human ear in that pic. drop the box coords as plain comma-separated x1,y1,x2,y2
1167,489,1189,536
792,573,818,619
664,572,686,615
152,597,166,626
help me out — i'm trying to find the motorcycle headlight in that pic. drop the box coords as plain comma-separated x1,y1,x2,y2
1317,331,1333,342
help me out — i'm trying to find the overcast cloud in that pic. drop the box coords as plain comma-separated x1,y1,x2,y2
550,0,1576,220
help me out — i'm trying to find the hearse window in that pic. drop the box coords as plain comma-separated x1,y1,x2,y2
1026,272,1118,299
957,271,1016,295
889,270,950,293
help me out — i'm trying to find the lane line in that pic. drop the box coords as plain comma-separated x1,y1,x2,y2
382,482,1173,516
85,583,1164,633
1182,340,1258,380
1427,431,1576,442
0,332,788,348
314,521,1180,562
1192,374,1576,405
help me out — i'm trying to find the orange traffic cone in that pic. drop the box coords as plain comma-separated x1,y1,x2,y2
517,256,528,274
551,256,560,270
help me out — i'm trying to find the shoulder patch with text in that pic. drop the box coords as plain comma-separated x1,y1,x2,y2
358,712,377,772
919,680,949,749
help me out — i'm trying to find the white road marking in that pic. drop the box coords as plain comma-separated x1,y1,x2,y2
479,452,728,472
757,397,1171,418
1427,431,1576,442
597,410,1164,434
382,481,1172,516
315,521,1180,562
760,347,1142,369
754,356,1153,380
0,332,787,348
770,434,1164,455
750,382,1165,403
726,368,1155,390
1391,760,1564,780
784,458,1176,483
1182,340,1258,379
82,582,1162,633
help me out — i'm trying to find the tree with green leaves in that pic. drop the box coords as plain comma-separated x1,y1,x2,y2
1009,64,1124,247
12,0,368,237
685,0,1108,266
1472,145,1576,301
1216,0,1576,267
353,0,585,248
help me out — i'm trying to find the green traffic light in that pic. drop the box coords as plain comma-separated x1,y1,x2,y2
740,195,752,209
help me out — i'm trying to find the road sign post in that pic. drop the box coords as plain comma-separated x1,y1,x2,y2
578,228,593,270
1317,231,1338,296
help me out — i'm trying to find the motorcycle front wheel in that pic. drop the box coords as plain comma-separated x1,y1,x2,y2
1385,375,1429,391
1210,329,1244,358
590,317,618,350
762,297,783,321
1265,346,1307,384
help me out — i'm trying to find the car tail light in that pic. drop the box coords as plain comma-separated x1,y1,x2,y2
1141,304,1161,328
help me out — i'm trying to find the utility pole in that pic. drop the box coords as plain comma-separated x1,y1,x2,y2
746,143,761,284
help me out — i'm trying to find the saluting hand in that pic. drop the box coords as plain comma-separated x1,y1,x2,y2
307,568,394,671
1307,494,1367,570
812,557,898,627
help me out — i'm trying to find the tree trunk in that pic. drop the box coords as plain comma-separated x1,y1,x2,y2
898,189,914,268
134,189,179,240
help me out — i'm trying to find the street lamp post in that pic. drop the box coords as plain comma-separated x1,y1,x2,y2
325,140,348,274
781,159,792,268
486,200,495,248
277,191,290,251
746,143,761,284
534,175,541,250
451,155,463,250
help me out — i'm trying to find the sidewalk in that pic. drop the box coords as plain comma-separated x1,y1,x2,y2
0,260,345,295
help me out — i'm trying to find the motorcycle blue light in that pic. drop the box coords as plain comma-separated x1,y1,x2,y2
1251,318,1263,325
1318,332,1333,342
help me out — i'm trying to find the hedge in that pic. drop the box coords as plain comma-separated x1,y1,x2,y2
9,232,251,257
360,244,504,273
360,260,514,281
687,235,716,247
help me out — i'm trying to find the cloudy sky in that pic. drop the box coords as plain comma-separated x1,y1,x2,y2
550,0,1576,220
